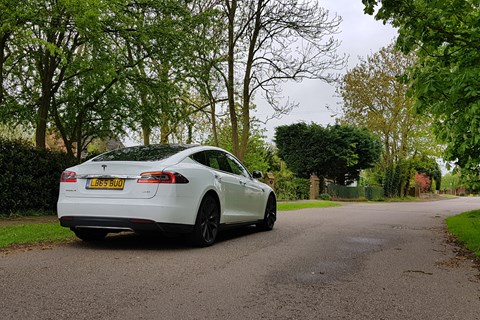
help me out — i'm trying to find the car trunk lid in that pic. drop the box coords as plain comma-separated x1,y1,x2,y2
63,162,163,199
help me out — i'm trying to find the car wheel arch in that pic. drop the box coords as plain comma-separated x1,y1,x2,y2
198,189,221,218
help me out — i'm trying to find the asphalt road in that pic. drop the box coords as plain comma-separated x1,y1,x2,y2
1,198,480,320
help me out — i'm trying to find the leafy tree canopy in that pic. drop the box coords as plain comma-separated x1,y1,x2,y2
361,0,480,172
275,123,382,185
338,44,439,168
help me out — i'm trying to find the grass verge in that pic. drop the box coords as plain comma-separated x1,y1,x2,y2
439,194,458,199
0,223,75,249
446,210,480,257
278,200,341,211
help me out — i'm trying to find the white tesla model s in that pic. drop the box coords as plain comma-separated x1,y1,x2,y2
57,144,276,246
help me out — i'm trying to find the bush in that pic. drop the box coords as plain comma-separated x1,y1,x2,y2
318,193,332,201
275,177,310,201
0,138,77,215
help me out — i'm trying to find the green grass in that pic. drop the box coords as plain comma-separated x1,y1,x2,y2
278,200,341,211
446,210,480,257
0,210,56,218
0,223,75,249
383,196,419,202
439,194,458,199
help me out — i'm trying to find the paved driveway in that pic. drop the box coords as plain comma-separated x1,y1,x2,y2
1,198,479,319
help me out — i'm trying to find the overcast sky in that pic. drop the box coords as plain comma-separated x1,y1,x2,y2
256,0,398,141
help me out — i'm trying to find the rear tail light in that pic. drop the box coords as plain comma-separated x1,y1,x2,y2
60,171,77,183
137,171,189,184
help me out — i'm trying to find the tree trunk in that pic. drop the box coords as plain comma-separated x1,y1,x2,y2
0,33,8,105
207,86,219,146
211,102,219,147
36,85,51,149
51,105,75,159
160,120,169,144
75,112,83,161
226,0,239,157
239,0,263,161
142,124,151,145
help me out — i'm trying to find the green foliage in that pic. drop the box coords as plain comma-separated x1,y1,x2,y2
275,123,382,185
338,44,439,167
0,138,76,214
275,177,310,201
318,193,332,201
383,164,395,197
0,124,33,141
441,172,462,192
205,115,271,174
413,155,442,191
457,169,480,193
365,186,384,201
0,0,219,155
359,168,383,187
327,184,365,199
362,0,480,172
0,223,75,248
446,210,480,257
327,184,384,200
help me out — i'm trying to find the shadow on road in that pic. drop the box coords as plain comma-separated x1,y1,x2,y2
68,225,262,251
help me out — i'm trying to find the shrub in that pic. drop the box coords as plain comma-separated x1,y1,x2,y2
275,177,310,201
318,193,332,201
415,172,431,192
0,138,77,215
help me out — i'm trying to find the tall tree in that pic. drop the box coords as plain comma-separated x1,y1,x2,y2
1,0,215,158
221,0,344,160
338,44,438,168
3,0,111,151
361,0,480,171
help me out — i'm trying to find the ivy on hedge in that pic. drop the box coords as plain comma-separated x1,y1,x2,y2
0,138,77,214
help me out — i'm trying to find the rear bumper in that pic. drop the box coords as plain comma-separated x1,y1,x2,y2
57,195,199,225
59,216,194,234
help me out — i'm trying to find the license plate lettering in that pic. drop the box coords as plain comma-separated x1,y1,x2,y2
87,178,125,190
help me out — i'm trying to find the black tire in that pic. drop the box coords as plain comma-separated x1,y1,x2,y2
73,228,108,241
257,194,276,231
190,194,220,247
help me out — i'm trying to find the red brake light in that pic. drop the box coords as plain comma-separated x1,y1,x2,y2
60,171,77,183
137,171,189,184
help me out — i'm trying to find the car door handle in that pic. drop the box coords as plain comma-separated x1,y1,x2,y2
214,174,222,182
239,181,246,186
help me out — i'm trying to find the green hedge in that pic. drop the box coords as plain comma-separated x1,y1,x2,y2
365,186,384,201
328,184,365,199
0,138,77,215
327,184,384,201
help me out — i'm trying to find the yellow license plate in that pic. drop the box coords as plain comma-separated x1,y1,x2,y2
87,178,125,190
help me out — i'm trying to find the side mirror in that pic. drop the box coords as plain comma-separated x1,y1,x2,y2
252,171,263,179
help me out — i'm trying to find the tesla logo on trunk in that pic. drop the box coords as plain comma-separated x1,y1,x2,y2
101,165,107,171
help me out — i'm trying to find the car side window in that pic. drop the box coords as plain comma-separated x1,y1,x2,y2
191,151,207,166
205,150,239,174
225,153,250,178
208,156,220,170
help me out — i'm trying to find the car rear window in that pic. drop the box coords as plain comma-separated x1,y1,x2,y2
92,145,192,162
